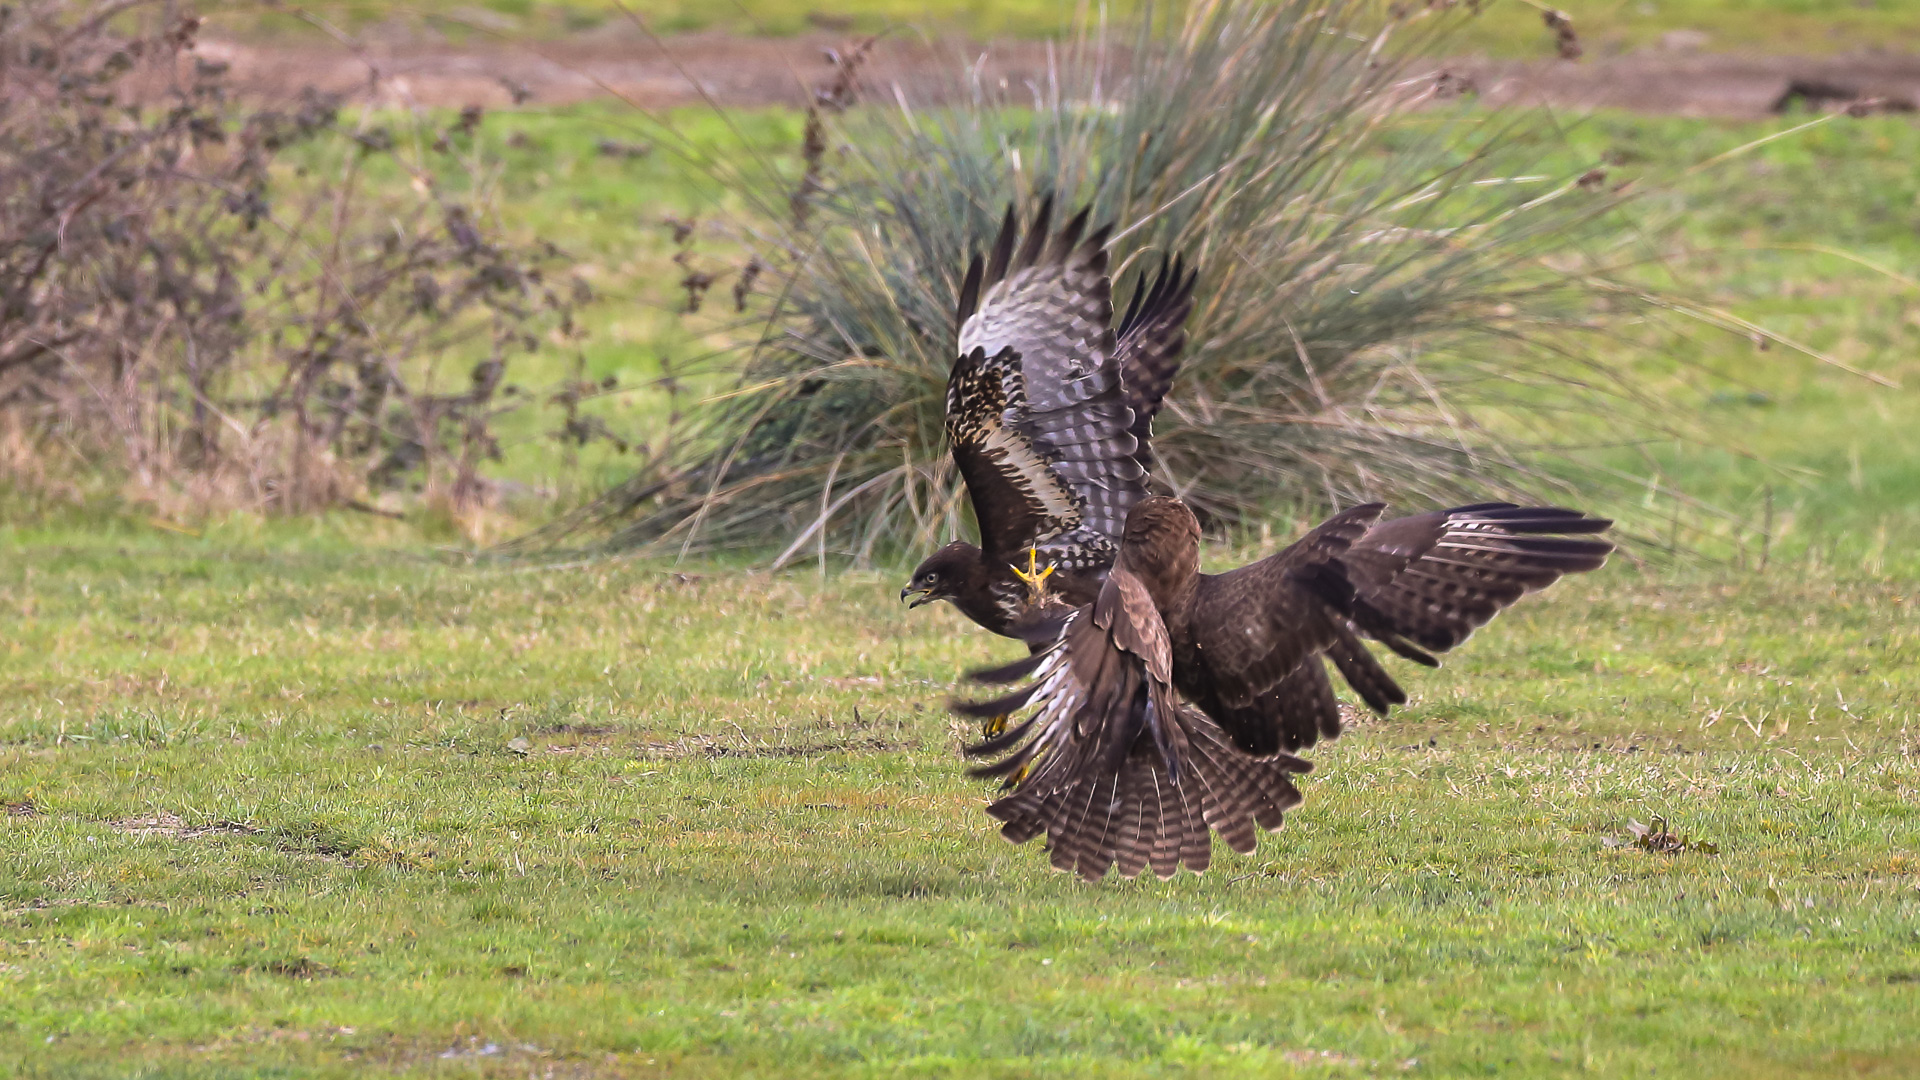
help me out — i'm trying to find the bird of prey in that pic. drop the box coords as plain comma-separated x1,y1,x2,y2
899,197,1197,643
953,496,1614,882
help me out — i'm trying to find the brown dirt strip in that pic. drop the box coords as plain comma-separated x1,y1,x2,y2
193,31,1920,117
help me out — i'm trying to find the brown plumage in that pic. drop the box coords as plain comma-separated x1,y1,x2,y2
901,197,1198,641
1113,252,1196,474
954,496,1614,881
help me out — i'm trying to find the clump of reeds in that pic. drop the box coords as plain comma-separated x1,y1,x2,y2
530,0,1700,565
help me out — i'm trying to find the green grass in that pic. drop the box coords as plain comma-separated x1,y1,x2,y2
3,527,1919,1078
441,104,1920,556
237,105,797,516
6,100,1920,1075
1505,110,1920,562
211,0,1920,56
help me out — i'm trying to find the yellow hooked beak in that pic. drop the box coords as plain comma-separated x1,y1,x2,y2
901,583,936,609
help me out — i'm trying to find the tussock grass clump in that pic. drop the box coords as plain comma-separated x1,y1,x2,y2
540,0,1694,565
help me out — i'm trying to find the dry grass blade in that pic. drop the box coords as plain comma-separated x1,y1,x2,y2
532,0,1718,566
1605,816,1721,855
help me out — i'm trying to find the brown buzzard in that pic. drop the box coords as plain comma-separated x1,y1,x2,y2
953,496,1613,881
900,198,1196,643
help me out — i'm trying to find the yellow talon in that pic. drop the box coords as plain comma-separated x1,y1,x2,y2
1012,546,1056,602
982,713,1009,739
1011,760,1032,785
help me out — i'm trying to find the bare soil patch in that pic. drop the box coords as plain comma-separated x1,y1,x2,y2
198,31,1062,110
111,811,262,839
1460,49,1920,116
193,30,1920,117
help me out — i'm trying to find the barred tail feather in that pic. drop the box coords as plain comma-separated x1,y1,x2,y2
1109,762,1156,880
1177,706,1309,853
957,586,1312,881
976,694,1309,881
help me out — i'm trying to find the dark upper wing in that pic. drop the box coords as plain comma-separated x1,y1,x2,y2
1175,503,1612,755
1338,504,1614,656
1175,502,1389,714
1112,254,1198,473
950,199,1145,557
953,569,1306,881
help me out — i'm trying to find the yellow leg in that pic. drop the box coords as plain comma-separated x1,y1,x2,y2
982,713,1009,739
1012,546,1056,601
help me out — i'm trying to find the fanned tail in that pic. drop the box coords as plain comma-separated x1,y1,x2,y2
1174,704,1310,856
964,661,1310,882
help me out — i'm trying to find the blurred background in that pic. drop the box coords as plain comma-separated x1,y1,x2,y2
4,0,1917,570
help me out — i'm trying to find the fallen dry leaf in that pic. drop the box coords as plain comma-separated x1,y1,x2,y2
1605,816,1720,855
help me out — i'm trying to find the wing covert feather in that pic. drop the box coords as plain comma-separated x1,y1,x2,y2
1174,501,1611,757
1175,502,1387,712
944,347,1086,561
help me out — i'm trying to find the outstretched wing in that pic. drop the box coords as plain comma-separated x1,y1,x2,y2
1338,504,1614,656
945,347,1087,564
1112,254,1198,473
1177,503,1613,755
949,199,1146,560
953,569,1308,882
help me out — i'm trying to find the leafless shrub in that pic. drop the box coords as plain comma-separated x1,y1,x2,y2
0,0,583,516
1540,7,1581,61
790,36,874,227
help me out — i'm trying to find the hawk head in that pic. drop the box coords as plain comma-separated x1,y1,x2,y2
901,541,983,609
1118,496,1202,606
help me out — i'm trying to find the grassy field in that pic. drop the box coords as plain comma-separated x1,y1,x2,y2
3,519,1919,1077
214,0,1920,56
6,95,1920,1078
